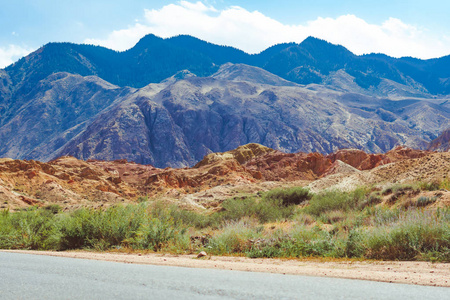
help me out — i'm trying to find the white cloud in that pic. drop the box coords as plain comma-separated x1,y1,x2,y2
0,45,34,69
84,1,450,59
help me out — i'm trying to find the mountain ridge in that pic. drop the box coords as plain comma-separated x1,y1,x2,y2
4,34,450,96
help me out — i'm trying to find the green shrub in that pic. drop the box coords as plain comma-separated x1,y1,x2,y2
167,205,211,229
439,179,450,191
251,187,311,223
416,196,437,207
360,209,450,261
217,194,297,224
368,207,402,226
208,218,261,255
382,184,414,195
43,204,62,214
305,188,367,216
137,196,149,203
57,204,146,250
218,196,258,222
344,229,365,257
246,245,282,258
1,190,449,262
147,201,211,228
254,199,295,223
263,187,312,206
317,210,347,224
0,208,59,250
282,226,344,258
358,192,382,209
418,181,440,191
128,216,181,251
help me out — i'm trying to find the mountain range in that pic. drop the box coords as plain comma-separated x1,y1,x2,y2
0,34,449,167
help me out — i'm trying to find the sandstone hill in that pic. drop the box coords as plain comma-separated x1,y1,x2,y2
0,144,444,211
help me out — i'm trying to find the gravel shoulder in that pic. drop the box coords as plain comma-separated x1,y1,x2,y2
3,250,449,287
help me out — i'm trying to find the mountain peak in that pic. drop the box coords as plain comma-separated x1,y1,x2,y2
299,36,353,55
161,69,197,84
212,63,296,86
127,33,164,52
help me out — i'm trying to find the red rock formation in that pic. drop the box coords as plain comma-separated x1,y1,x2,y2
327,149,390,170
244,151,332,181
385,146,430,162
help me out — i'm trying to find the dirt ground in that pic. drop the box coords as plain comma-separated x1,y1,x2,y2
4,250,449,287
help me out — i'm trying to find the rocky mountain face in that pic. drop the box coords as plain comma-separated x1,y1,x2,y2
0,63,449,167
53,67,449,167
0,72,132,160
428,128,450,151
0,35,449,166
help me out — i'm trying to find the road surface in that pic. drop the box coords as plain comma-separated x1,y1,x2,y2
0,252,447,299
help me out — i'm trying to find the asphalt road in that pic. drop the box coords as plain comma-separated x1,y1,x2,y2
0,252,448,299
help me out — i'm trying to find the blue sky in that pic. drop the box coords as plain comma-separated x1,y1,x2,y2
1,0,450,67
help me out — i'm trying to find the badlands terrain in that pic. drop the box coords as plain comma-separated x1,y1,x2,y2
1,143,448,211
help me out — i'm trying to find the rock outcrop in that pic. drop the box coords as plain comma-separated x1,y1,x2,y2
327,149,390,170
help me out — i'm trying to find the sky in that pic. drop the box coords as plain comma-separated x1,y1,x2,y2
1,0,450,68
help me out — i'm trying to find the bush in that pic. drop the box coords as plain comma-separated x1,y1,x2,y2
217,189,304,224
360,209,450,261
254,199,295,223
43,204,62,214
382,184,414,195
439,179,450,191
166,205,211,229
280,226,344,258
0,208,59,250
358,192,382,209
263,187,311,206
418,181,440,191
218,196,258,222
1,188,449,262
318,210,347,224
208,218,261,255
57,204,147,250
128,216,181,251
416,196,437,207
305,188,367,216
148,201,210,228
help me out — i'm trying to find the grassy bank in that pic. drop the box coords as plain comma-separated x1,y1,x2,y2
1,184,449,262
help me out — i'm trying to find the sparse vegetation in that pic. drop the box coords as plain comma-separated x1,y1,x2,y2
1,183,449,262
